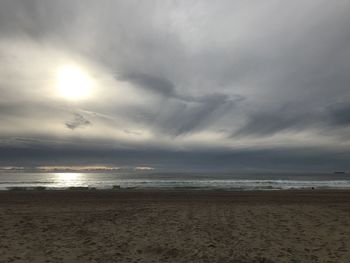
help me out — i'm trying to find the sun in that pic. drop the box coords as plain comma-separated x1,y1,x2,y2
56,65,92,100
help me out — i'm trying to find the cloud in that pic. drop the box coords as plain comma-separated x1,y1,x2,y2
232,104,320,137
65,113,91,130
0,143,349,172
0,0,350,170
327,102,350,126
118,71,244,136
153,93,240,136
119,72,177,98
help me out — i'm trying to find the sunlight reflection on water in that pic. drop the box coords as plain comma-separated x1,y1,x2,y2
1,172,350,190
54,173,83,186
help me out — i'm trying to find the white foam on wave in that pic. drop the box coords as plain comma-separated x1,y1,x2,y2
1,172,350,191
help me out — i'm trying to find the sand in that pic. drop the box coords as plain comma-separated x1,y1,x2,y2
0,190,350,263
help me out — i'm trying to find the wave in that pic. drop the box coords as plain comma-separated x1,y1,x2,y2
1,179,350,191
0,181,54,184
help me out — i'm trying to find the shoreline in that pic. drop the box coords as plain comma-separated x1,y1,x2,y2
2,188,350,204
1,189,350,262
2,185,350,192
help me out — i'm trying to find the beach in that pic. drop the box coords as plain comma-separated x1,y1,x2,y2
0,190,349,263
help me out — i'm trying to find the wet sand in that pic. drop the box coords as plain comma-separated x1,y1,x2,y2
0,190,350,262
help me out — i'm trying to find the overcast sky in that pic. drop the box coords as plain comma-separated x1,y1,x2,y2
0,0,349,171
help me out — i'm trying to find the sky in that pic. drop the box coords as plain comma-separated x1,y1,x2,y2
0,0,349,172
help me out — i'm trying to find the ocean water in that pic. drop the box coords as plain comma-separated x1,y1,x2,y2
0,172,350,191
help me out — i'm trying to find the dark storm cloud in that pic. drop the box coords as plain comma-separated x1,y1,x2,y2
0,0,350,170
0,143,349,172
327,102,350,126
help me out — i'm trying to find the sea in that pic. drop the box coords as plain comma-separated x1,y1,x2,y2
0,171,350,191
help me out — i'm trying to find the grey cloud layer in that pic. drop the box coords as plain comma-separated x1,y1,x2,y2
0,0,349,170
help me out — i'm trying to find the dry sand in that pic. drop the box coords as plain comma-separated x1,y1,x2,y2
0,190,350,263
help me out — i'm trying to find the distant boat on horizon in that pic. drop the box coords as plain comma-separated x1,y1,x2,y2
333,171,346,174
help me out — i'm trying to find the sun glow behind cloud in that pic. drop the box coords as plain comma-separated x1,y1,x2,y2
0,1,350,171
56,65,93,100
